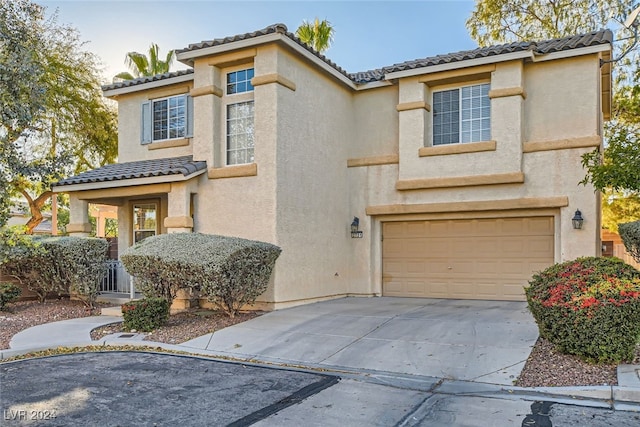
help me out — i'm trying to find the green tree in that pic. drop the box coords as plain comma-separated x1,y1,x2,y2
115,43,175,80
296,18,335,53
0,0,117,233
602,190,640,232
467,0,629,47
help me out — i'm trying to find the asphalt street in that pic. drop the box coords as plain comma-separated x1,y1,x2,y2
2,352,640,426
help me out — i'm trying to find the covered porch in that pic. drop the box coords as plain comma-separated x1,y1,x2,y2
52,156,207,302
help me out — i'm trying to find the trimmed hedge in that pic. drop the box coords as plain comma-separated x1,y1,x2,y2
619,220,640,263
121,297,170,332
0,282,21,310
121,233,281,317
525,257,640,363
1,235,108,306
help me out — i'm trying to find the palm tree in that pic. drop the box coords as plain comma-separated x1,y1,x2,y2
115,43,175,81
295,18,335,53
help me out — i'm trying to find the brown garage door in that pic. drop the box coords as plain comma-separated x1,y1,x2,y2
382,217,554,300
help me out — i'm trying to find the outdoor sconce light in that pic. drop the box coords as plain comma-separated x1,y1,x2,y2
351,216,363,238
572,209,584,230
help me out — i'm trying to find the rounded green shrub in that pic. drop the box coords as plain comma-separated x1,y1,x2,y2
121,233,281,317
525,257,640,363
619,220,640,263
121,297,170,332
0,282,21,310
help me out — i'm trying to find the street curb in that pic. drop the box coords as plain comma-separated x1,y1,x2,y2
3,340,640,412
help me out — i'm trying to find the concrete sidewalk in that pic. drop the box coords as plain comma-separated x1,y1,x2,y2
3,297,640,411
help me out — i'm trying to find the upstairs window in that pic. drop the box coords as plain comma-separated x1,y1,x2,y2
141,94,193,144
225,67,255,165
226,101,255,165
227,68,255,94
433,83,490,146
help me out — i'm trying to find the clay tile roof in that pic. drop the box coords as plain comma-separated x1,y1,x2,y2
534,29,614,54
53,156,207,187
102,69,194,92
101,27,613,90
374,29,612,80
176,23,353,81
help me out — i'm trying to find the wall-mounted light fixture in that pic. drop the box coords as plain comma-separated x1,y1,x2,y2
572,209,584,230
601,5,640,66
351,216,363,238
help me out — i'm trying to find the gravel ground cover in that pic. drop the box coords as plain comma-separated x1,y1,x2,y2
0,299,104,350
3,299,640,388
90,309,260,344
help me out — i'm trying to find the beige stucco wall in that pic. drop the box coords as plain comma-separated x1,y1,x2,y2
524,55,601,143
345,53,603,296
93,39,606,308
269,47,355,304
114,82,194,162
350,85,399,158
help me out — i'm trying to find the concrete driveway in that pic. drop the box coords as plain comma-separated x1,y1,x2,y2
183,297,539,385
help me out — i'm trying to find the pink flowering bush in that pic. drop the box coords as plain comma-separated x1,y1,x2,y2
525,257,640,363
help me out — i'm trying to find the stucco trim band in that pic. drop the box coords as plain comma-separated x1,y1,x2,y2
396,172,524,191
164,216,194,229
74,183,173,200
147,85,192,100
419,140,496,157
189,85,223,98
66,223,92,233
208,163,258,179
207,49,257,67
488,87,526,99
251,73,296,91
366,196,569,216
523,135,601,153
396,101,430,112
418,64,496,86
347,154,399,168
147,138,191,150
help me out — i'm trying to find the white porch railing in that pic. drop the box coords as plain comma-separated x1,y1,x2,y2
100,260,135,299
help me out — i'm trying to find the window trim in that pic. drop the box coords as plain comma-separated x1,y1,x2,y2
431,81,491,147
223,66,255,167
132,201,159,244
141,94,193,145
226,67,255,95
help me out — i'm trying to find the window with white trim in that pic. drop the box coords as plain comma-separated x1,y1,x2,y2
227,68,254,94
432,83,490,146
225,67,255,165
141,94,193,144
133,203,157,243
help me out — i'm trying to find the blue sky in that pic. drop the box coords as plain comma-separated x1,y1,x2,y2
38,0,479,82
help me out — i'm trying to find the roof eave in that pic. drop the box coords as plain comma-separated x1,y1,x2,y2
278,37,356,89
103,73,195,98
176,32,283,65
529,43,612,62
354,80,395,91
52,169,206,193
177,33,357,90
384,50,535,81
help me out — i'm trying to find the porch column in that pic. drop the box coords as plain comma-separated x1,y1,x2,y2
67,194,91,236
164,182,194,233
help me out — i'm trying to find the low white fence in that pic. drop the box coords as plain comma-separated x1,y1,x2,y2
100,260,135,298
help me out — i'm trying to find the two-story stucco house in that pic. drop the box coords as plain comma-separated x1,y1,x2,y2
53,24,613,309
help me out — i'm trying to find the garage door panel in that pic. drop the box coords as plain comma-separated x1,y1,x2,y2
526,237,555,255
527,217,554,233
382,217,554,300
